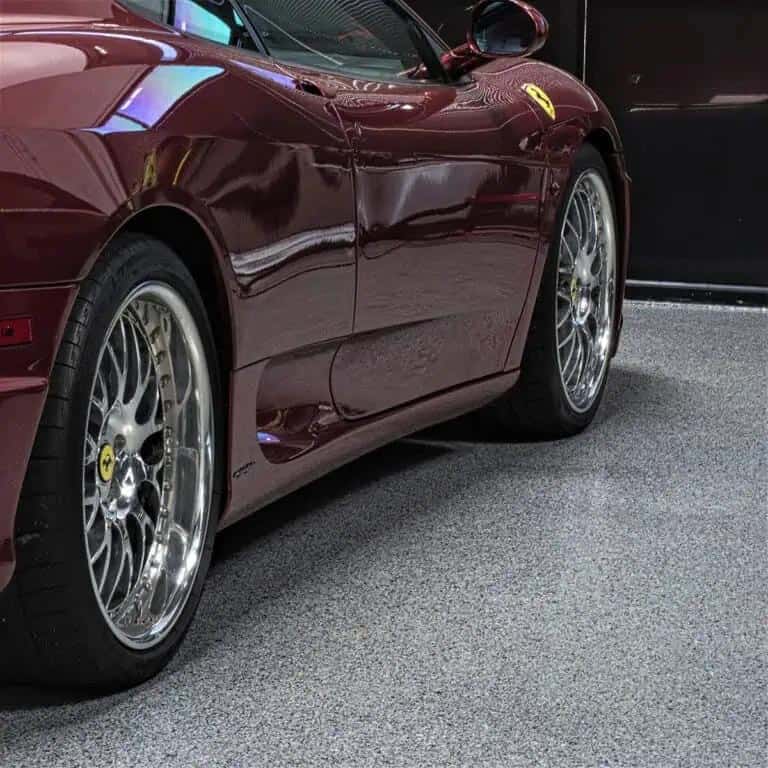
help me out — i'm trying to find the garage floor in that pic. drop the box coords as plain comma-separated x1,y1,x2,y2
1,302,766,767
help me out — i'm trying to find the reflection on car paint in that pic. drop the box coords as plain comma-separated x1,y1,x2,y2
15,30,180,62
92,65,225,134
231,224,357,277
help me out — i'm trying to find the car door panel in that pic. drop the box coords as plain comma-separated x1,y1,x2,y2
329,74,545,418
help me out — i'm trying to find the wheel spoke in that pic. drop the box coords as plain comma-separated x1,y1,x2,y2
578,188,598,251
565,216,580,243
90,518,109,564
133,513,148,571
104,528,126,608
561,227,577,267
577,325,595,387
565,330,584,386
561,328,578,375
84,492,101,532
576,192,592,248
105,319,128,404
558,326,575,350
128,318,144,400
97,525,113,591
92,370,110,421
573,190,588,248
85,434,98,465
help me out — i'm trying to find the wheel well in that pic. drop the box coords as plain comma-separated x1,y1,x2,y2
585,129,617,163
116,205,233,376
585,129,625,212
585,128,627,247
585,128,626,212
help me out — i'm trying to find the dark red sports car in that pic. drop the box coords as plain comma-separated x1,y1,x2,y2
0,0,629,689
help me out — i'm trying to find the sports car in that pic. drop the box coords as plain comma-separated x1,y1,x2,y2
0,0,630,689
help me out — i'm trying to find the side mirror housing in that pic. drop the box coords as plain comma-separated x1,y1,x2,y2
470,0,548,58
442,0,549,78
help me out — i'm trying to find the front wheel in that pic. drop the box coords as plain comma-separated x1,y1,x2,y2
1,234,221,690
496,144,619,438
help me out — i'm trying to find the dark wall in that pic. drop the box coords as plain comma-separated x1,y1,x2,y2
409,0,768,294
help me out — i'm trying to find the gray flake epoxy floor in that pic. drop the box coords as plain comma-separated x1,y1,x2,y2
0,302,766,767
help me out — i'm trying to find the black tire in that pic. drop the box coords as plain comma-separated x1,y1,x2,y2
0,234,223,691
495,144,618,439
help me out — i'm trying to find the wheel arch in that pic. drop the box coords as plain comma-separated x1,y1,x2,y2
110,204,235,378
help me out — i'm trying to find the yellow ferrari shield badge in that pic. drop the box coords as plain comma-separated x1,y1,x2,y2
522,84,556,121
99,444,116,483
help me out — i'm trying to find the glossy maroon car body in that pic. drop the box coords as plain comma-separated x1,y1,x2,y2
0,0,630,591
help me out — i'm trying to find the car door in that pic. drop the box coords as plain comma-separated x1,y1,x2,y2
239,0,545,417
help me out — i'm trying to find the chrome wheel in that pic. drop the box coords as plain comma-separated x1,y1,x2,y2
556,170,617,414
83,283,213,650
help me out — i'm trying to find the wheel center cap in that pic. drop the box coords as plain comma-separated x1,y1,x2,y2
98,443,116,483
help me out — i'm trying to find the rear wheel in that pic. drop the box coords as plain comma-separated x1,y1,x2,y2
496,144,618,438
0,234,221,690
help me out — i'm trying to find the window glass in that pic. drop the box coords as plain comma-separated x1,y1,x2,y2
172,0,244,46
122,0,257,51
121,0,169,23
240,0,427,80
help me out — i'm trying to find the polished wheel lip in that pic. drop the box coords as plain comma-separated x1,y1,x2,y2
82,282,213,651
556,169,617,414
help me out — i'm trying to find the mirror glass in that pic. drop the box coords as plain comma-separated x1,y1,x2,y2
472,1,537,56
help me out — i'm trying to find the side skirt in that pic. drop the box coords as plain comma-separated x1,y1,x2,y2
221,360,519,529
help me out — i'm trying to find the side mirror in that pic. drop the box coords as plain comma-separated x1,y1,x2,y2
469,0,549,58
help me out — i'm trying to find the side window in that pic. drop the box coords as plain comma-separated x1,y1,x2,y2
240,0,429,80
171,0,254,48
120,0,169,23
122,0,258,51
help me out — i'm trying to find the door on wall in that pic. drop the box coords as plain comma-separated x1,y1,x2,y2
585,0,768,290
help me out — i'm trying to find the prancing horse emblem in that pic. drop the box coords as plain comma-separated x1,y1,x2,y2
522,83,556,121
99,444,115,483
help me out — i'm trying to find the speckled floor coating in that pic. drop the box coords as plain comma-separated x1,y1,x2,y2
0,302,766,767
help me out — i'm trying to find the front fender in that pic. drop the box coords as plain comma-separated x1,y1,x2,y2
0,128,231,284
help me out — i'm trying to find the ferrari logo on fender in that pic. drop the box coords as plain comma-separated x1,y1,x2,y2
522,83,556,121
99,444,115,483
